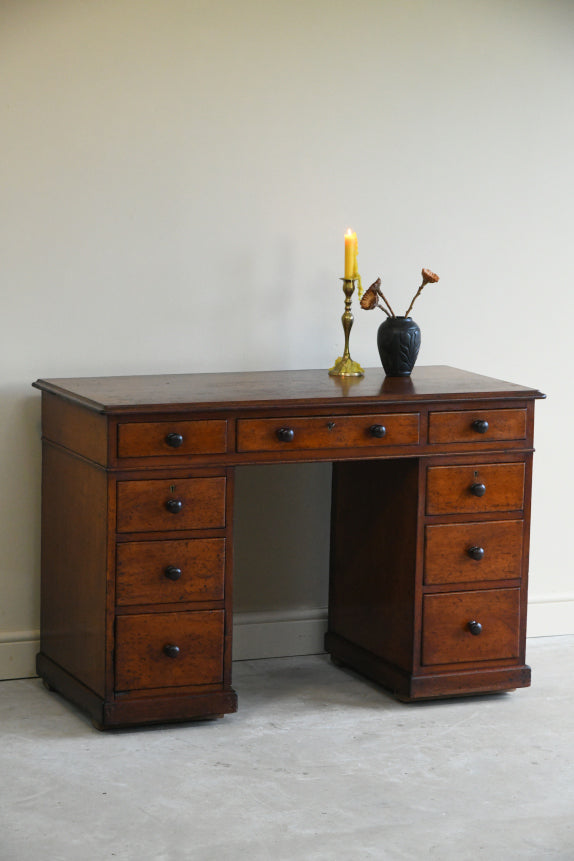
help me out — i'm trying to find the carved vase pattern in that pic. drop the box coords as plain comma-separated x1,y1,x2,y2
377,316,421,377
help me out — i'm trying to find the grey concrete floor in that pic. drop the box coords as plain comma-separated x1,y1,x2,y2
1,637,573,861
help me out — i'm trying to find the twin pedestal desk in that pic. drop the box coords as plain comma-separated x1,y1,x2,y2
33,366,544,729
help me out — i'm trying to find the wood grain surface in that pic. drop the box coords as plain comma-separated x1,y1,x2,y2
426,462,525,515
424,520,524,585
116,538,225,606
428,408,526,444
116,476,226,533
422,588,520,666
33,366,544,414
115,610,224,691
237,413,419,452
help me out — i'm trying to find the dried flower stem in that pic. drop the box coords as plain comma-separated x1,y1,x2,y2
376,286,396,317
404,281,425,318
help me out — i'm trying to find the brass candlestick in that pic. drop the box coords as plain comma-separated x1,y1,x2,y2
329,277,364,377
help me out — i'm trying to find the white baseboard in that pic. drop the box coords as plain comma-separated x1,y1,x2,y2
233,599,574,661
0,614,330,679
0,631,39,681
232,608,328,661
526,595,574,638
1,599,573,680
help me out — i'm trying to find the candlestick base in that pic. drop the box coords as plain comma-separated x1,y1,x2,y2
328,276,364,378
328,356,365,377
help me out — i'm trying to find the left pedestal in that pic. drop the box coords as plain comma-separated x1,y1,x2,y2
35,391,236,730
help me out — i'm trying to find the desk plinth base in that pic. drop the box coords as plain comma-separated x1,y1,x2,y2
324,632,531,702
36,653,238,730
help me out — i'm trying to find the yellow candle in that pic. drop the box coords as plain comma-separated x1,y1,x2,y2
344,229,357,279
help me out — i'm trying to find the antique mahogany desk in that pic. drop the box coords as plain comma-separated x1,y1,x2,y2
33,366,544,729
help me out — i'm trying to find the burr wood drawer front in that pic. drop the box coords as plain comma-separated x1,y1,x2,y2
117,420,228,459
236,413,420,453
116,477,226,533
428,409,527,444
115,610,225,691
426,462,525,516
424,520,524,586
421,588,521,666
116,538,225,606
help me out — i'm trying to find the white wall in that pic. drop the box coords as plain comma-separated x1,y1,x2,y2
1,0,572,676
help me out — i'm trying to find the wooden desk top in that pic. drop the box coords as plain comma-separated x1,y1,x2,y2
33,365,545,414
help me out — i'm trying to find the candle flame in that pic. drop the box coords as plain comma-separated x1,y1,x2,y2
346,228,353,236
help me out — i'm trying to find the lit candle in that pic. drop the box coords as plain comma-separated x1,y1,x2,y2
344,229,357,279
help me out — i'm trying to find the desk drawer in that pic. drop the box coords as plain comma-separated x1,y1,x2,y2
426,462,525,515
422,588,520,666
116,538,225,606
429,409,526,444
237,413,419,453
424,520,524,585
115,610,224,691
118,420,227,458
117,477,226,533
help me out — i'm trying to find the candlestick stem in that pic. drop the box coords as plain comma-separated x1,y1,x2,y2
329,278,364,377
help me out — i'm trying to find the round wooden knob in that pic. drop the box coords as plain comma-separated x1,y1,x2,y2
468,620,483,636
472,419,489,434
470,482,486,497
166,432,184,448
165,566,182,581
165,498,183,514
467,545,485,561
369,425,387,439
276,427,295,442
163,644,180,658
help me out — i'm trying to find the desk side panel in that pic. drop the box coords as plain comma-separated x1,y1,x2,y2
41,392,109,465
39,443,109,697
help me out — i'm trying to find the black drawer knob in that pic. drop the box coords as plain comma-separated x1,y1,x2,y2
472,419,489,434
163,644,180,658
467,545,485,561
166,432,184,448
467,620,483,636
369,424,387,439
165,565,182,581
470,482,486,497
165,498,183,514
276,427,295,442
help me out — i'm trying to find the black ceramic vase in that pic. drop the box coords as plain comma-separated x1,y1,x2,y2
377,316,421,376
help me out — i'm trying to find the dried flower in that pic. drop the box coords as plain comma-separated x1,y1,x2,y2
421,268,439,285
360,267,440,319
359,278,394,317
360,281,380,310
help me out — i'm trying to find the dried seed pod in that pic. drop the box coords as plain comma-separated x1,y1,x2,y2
421,268,439,285
360,287,379,310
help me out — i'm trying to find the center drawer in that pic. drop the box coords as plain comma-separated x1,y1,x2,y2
116,476,226,533
115,609,224,691
237,413,420,453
